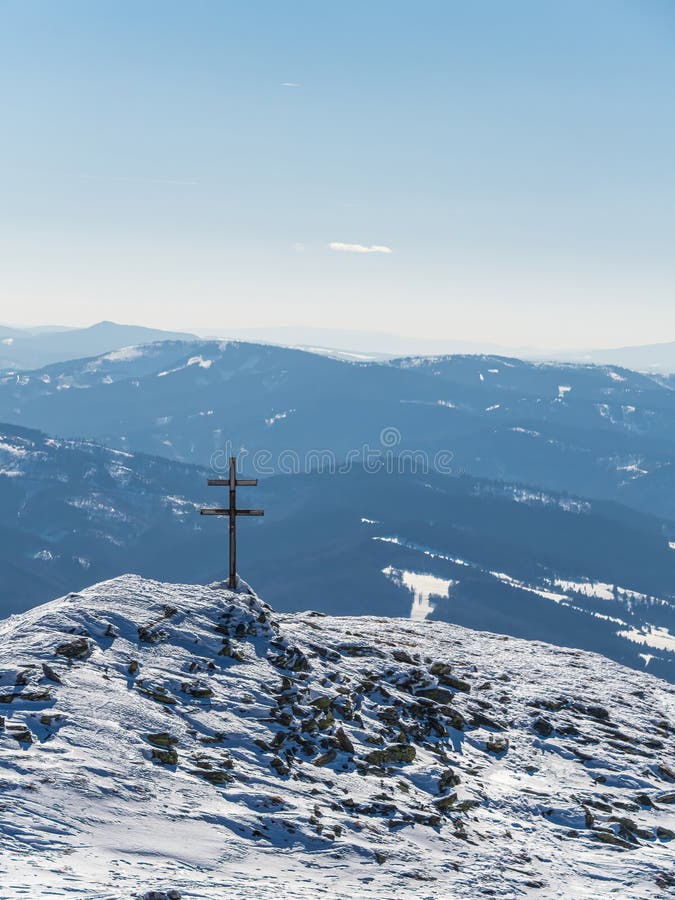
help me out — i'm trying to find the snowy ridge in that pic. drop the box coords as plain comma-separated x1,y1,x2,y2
0,575,674,899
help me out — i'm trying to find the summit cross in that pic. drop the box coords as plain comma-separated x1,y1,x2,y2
200,456,264,589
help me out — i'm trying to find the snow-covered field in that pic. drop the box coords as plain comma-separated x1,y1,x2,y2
0,575,674,899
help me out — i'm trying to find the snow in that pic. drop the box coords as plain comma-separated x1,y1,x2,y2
618,626,675,653
0,575,673,899
383,567,454,620
0,440,28,457
102,346,146,363
265,409,295,426
555,580,616,601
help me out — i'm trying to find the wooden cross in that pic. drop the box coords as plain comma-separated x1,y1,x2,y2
200,456,264,589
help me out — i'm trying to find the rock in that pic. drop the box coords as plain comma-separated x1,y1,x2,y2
128,659,139,675
532,716,553,737
218,640,246,662
656,826,675,840
147,732,178,748
152,748,178,765
137,684,177,705
364,744,416,766
393,649,416,665
530,697,567,712
374,851,387,865
415,687,455,705
657,762,675,782
335,726,355,754
438,706,466,731
592,829,633,849
269,646,310,672
193,769,233,785
143,890,182,900
41,663,63,684
184,683,213,699
317,711,335,730
434,792,458,810
486,736,509,754
313,749,337,767
438,768,461,791
455,799,480,812
609,816,637,835
20,687,52,702
472,711,507,731
7,724,33,743
54,637,92,660
270,756,291,775
634,793,654,807
310,695,332,711
657,792,675,804
436,672,471,692
40,713,64,726
574,703,610,722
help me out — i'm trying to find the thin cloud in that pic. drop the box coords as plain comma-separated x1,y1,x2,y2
281,82,300,88
329,242,393,254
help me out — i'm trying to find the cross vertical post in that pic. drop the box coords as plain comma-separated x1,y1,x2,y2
200,456,264,590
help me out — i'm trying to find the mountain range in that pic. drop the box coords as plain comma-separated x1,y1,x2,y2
0,321,196,370
2,421,674,682
2,339,675,520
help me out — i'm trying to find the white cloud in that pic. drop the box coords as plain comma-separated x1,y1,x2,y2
329,242,393,254
281,82,300,88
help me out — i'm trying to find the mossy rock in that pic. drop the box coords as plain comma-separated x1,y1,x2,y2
128,660,139,676
147,732,178,748
364,744,416,766
317,712,335,730
152,747,178,765
185,684,213,699
218,641,246,662
193,768,232,785
455,799,480,813
310,696,332,711
137,685,177,705
434,792,458,810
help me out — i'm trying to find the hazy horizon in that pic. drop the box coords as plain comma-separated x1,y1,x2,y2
1,1,674,348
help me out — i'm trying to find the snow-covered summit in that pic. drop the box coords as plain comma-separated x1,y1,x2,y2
0,575,674,899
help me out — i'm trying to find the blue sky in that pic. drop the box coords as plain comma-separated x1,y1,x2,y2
0,0,673,347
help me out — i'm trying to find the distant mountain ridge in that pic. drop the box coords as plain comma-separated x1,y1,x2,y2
0,320,197,369
2,340,675,519
2,421,674,682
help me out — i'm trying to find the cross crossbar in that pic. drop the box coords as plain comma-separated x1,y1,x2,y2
200,457,264,589
201,509,264,516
